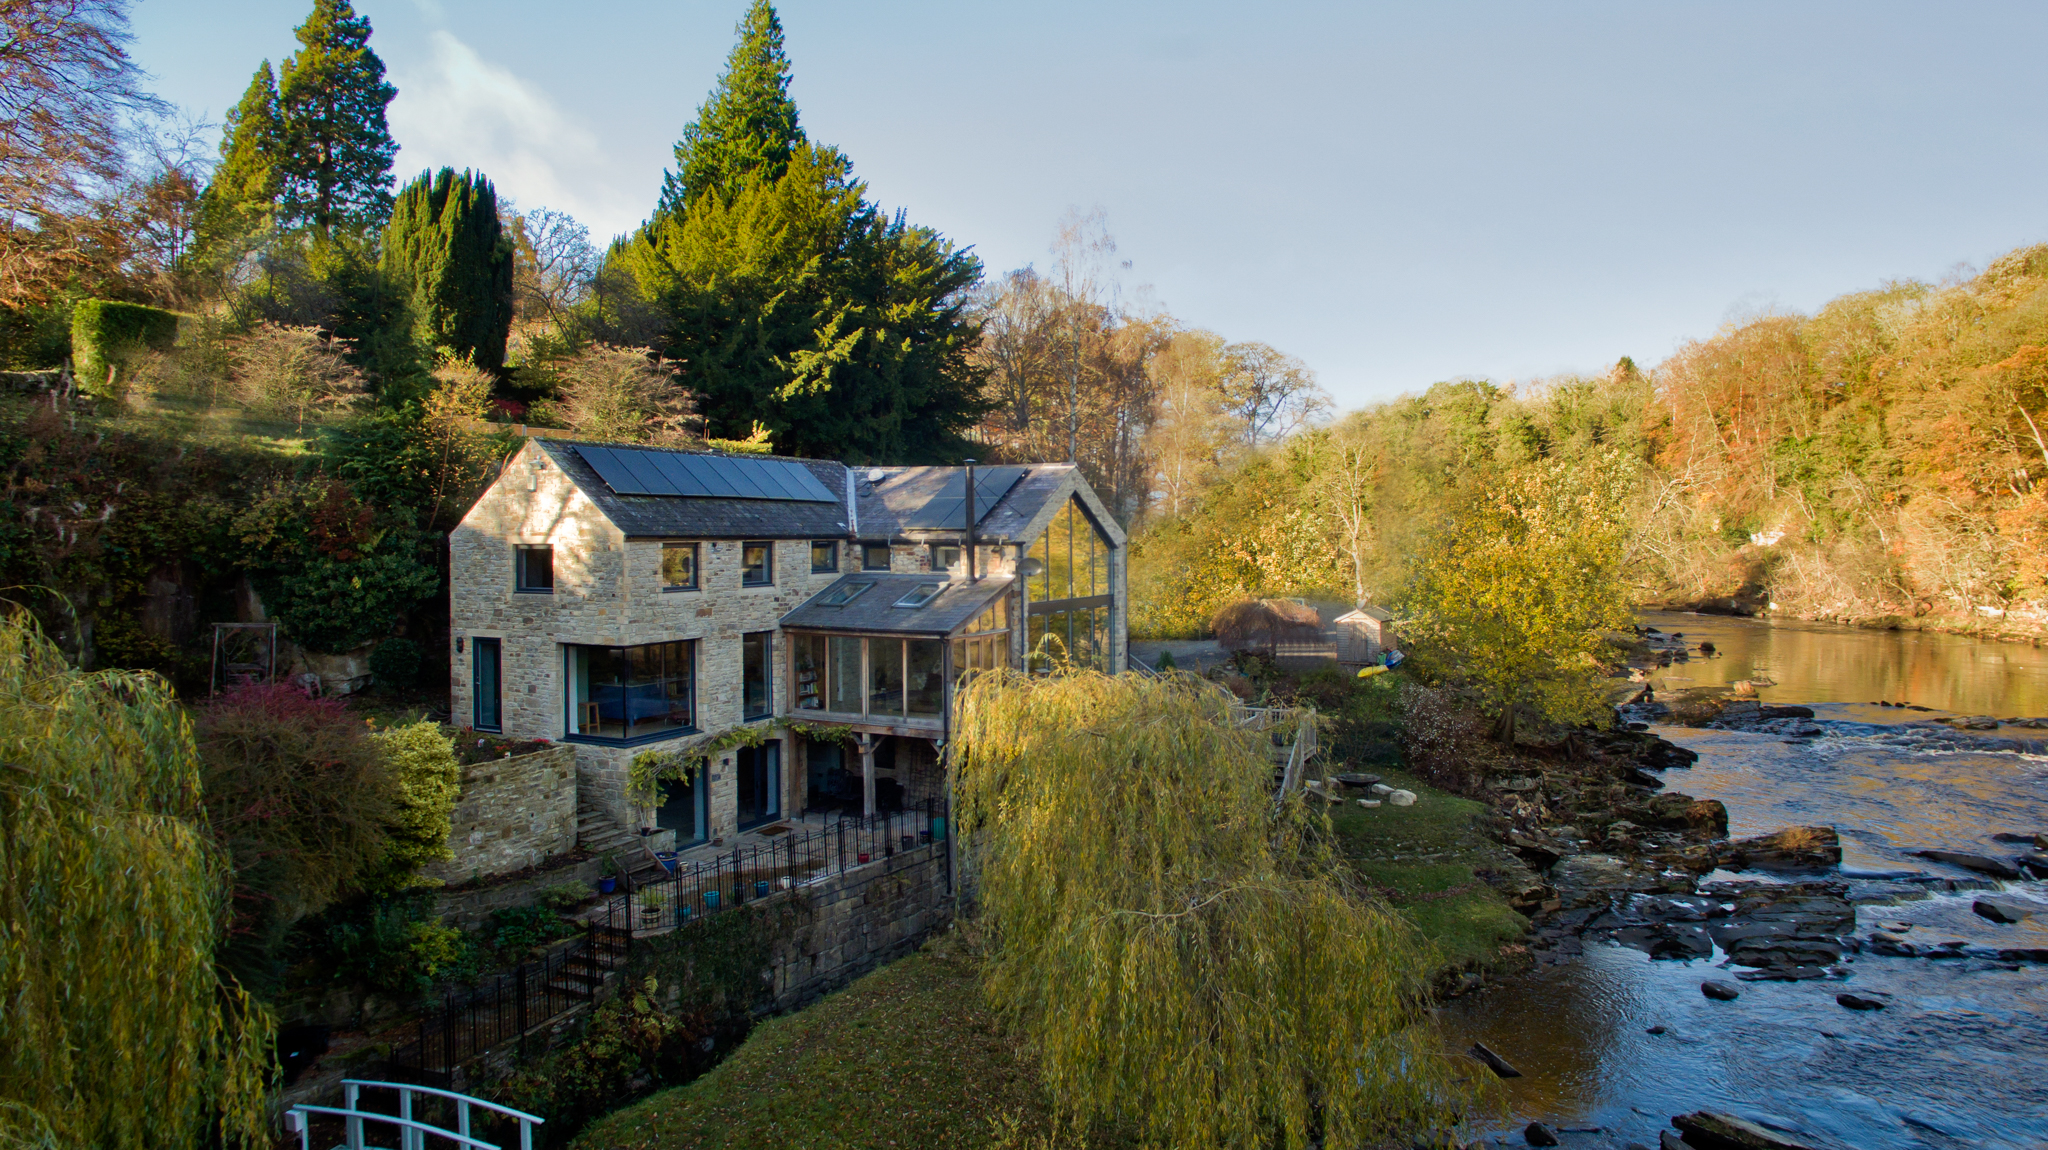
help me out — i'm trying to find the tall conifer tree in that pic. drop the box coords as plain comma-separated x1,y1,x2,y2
277,0,397,232
381,169,515,371
197,62,285,245
620,1,987,462
658,0,804,214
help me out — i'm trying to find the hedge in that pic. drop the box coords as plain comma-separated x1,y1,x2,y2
71,299,180,390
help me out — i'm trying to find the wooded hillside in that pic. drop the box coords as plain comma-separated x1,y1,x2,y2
1132,243,2048,639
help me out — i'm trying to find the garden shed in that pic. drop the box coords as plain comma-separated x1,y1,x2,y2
1333,605,1395,665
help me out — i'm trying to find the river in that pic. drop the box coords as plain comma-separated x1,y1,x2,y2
1443,612,2048,1149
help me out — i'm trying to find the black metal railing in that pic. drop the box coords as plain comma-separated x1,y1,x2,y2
385,922,629,1081
605,799,949,935
383,800,948,1080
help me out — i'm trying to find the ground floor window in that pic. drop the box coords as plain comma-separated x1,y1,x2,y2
564,639,696,742
737,741,781,828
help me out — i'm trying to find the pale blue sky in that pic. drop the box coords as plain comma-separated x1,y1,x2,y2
131,1,2048,410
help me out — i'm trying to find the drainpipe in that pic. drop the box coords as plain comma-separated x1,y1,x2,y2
964,458,977,582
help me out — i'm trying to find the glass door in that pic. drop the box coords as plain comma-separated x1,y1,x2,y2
655,771,707,845
473,638,501,731
737,741,782,828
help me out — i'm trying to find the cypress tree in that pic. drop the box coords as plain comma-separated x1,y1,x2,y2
658,0,804,214
277,0,398,232
381,168,515,371
196,62,285,245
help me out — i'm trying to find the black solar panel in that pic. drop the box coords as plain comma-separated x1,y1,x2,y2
573,445,836,502
898,466,1028,529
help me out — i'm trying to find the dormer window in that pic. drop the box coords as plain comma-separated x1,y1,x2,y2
817,581,875,607
895,583,944,609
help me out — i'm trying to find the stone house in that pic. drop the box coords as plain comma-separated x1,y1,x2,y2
448,437,1126,855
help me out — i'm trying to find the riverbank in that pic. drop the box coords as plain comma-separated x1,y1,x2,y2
1653,595,2048,647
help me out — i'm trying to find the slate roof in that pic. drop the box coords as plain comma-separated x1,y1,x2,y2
534,437,1102,545
780,574,1013,636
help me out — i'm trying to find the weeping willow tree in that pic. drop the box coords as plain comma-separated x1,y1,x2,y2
0,614,273,1148
952,670,1472,1149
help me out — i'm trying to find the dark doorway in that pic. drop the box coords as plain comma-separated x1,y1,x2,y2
656,770,706,845
807,741,853,811
473,638,501,731
737,741,782,829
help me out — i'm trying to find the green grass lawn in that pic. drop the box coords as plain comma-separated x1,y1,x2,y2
1325,770,1529,971
571,950,1064,1150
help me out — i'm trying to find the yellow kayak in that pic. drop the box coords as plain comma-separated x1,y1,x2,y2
1356,665,1389,679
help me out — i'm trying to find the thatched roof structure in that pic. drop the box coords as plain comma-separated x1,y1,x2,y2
1211,598,1327,653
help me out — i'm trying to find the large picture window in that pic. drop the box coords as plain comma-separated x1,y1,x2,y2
787,634,948,723
565,640,696,742
1026,497,1113,669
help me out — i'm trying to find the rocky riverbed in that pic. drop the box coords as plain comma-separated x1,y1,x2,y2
1439,673,2048,1149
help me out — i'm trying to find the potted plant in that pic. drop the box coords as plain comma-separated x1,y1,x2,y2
639,889,665,925
597,856,618,895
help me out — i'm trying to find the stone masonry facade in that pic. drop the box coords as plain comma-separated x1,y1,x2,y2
420,743,578,886
448,440,951,849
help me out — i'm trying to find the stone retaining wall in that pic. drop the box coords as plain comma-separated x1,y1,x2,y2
767,841,953,1010
422,743,578,886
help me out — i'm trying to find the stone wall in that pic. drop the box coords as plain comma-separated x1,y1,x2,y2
767,841,953,1010
421,743,579,886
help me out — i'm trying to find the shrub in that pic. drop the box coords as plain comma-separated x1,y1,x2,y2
230,323,366,430
369,637,422,690
70,298,179,391
195,682,394,991
555,344,694,444
365,720,462,889
498,977,708,1136
538,882,589,914
264,525,440,654
484,904,573,956
323,892,477,995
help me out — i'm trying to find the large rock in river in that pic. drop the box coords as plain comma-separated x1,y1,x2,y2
1718,826,1841,871
1672,1111,1821,1149
1913,850,2022,879
1552,854,1679,908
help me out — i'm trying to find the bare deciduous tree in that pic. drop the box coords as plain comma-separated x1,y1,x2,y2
0,0,161,306
508,205,599,327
